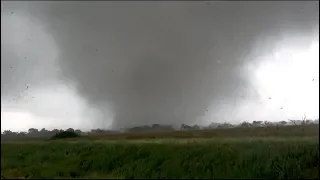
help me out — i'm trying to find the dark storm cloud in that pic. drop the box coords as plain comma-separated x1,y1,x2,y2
1,6,58,99
1,1,318,129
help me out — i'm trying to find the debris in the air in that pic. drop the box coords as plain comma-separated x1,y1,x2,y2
280,107,283,110
268,97,272,100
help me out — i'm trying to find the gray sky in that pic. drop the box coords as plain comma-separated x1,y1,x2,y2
1,1,319,131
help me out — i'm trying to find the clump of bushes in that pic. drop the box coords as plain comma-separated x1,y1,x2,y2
50,131,80,140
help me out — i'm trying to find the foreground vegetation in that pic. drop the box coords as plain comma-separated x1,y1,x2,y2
1,125,319,179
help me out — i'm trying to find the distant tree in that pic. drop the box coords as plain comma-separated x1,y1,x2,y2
279,121,287,126
263,121,274,126
40,128,48,134
3,130,12,135
90,128,106,134
1,130,18,140
17,132,27,137
239,121,252,128
152,124,160,128
180,124,199,130
193,125,200,130
207,122,220,129
28,128,38,134
66,128,75,133
289,120,301,126
181,124,192,130
52,129,59,134
300,115,307,125
252,121,263,127
306,120,314,124
217,122,234,129
75,129,82,134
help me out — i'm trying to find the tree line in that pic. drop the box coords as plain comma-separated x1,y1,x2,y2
1,119,318,141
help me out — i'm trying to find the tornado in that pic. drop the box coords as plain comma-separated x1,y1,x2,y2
1,2,318,131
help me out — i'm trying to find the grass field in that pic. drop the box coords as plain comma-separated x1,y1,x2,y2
1,125,319,179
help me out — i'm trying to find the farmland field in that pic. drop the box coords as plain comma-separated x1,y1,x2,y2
1,125,319,179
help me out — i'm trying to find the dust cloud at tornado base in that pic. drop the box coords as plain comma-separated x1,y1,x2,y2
1,2,319,131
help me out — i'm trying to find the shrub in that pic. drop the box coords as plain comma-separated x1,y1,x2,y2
50,131,80,140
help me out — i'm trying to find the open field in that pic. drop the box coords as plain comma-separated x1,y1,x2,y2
78,124,319,141
1,125,319,179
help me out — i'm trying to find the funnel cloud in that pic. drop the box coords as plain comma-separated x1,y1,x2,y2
1,2,319,131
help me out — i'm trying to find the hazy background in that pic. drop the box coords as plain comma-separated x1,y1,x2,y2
1,1,319,132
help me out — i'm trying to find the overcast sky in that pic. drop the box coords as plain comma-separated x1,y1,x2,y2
1,1,319,132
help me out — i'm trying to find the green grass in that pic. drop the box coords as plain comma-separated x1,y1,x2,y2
1,137,319,179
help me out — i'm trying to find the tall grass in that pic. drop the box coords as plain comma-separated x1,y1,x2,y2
1,137,319,179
